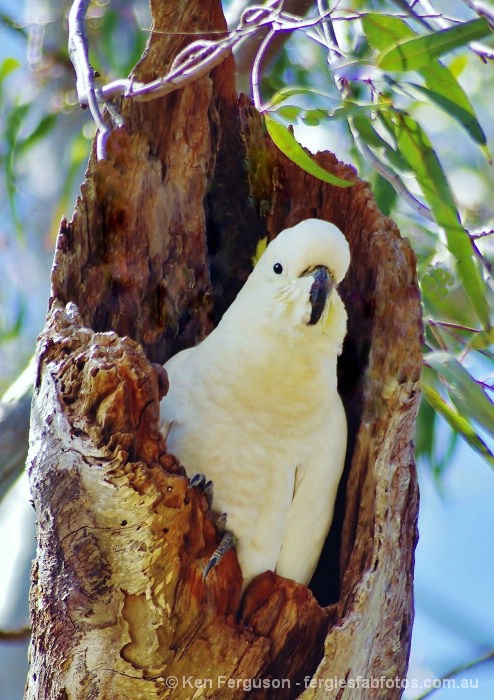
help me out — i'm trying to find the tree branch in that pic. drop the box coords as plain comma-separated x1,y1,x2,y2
415,649,494,699
349,124,434,222
230,0,314,93
68,0,344,156
0,360,34,504
68,0,110,159
0,626,31,642
68,0,279,157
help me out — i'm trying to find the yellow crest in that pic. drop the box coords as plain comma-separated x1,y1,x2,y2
252,237,268,267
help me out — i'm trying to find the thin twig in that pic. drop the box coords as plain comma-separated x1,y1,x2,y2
414,649,494,699
349,122,434,222
251,27,277,111
0,626,31,642
428,320,481,334
460,0,494,25
416,0,450,29
98,32,249,103
391,0,435,29
427,321,449,351
68,0,287,156
471,238,493,276
478,378,494,392
427,0,494,61
470,228,494,240
68,0,110,160
469,41,494,61
316,0,342,61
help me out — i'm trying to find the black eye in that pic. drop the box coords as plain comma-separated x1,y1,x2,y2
273,263,283,274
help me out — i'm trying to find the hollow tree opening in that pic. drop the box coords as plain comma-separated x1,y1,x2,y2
26,2,421,698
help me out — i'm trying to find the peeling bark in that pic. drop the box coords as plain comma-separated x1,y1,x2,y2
27,302,326,698
26,0,421,698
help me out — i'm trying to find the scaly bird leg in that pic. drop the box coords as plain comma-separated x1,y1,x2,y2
189,474,237,577
203,514,237,579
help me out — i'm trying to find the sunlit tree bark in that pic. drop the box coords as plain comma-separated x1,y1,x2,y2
25,1,421,698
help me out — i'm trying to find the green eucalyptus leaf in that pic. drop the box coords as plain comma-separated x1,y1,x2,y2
372,173,398,216
302,115,321,126
420,264,455,302
351,115,411,172
17,114,57,154
362,13,413,51
4,102,30,236
405,81,487,146
363,14,488,149
415,396,437,462
421,382,494,468
393,113,489,327
265,115,353,188
275,105,304,122
377,18,491,71
425,352,494,435
331,101,390,120
274,102,392,125
268,86,336,107
5,101,30,147
448,54,468,78
0,57,19,84
420,62,487,152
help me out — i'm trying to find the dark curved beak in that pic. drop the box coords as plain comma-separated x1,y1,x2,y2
305,266,333,325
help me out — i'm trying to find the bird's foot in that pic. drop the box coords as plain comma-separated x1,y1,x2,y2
189,473,214,509
203,519,237,579
189,479,237,578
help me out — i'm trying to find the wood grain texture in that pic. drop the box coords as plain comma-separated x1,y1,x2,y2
26,302,327,698
27,0,421,697
51,0,264,363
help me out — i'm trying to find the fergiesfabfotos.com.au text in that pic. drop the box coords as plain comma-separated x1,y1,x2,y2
163,674,479,693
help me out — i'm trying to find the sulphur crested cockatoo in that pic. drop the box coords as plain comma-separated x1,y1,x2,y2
160,218,350,587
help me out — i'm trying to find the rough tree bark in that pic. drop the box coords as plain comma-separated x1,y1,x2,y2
25,1,422,698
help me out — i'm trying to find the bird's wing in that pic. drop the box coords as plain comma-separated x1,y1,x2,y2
160,346,197,436
275,397,347,585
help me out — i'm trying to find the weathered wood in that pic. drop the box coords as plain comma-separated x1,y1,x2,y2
26,0,421,698
51,0,263,362
26,302,327,699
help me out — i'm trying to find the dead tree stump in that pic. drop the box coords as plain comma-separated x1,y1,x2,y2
25,1,421,698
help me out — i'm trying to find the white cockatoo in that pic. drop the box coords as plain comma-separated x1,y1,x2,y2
160,218,350,587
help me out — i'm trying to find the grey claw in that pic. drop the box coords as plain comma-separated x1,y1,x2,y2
203,554,220,579
204,480,214,507
190,473,206,489
202,529,236,579
189,474,214,508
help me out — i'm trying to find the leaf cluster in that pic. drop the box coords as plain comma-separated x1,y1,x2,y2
259,1,494,472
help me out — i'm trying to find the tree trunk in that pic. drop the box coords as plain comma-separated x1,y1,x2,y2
25,1,422,698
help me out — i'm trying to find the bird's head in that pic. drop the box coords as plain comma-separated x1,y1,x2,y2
242,219,350,350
